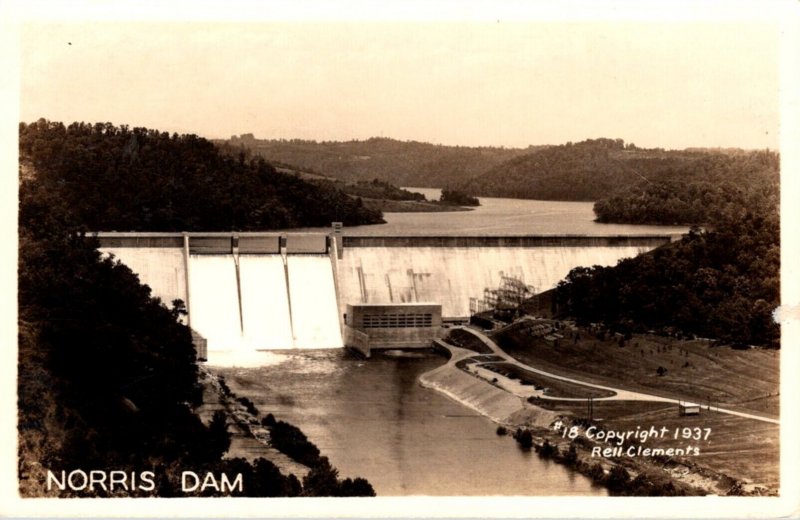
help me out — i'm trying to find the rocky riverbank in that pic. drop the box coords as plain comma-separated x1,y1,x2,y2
195,367,310,479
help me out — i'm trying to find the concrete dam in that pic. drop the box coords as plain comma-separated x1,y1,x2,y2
96,231,673,354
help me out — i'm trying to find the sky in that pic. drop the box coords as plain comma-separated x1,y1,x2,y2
17,13,783,150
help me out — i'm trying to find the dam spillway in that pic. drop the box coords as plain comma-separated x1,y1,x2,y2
186,254,342,351
96,231,674,354
237,255,294,349
99,232,344,352
188,254,246,350
286,255,343,348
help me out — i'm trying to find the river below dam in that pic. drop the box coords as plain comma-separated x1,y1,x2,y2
210,348,607,496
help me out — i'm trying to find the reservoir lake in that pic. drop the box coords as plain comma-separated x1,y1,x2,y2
286,188,689,237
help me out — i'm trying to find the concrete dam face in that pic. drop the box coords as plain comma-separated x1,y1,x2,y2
336,236,666,318
97,232,672,353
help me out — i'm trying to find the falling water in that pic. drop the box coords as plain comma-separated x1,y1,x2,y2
287,255,343,348
187,253,342,352
238,255,294,349
188,254,243,350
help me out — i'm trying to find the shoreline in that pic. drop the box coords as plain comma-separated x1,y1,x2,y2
195,366,311,480
361,197,475,213
418,342,771,496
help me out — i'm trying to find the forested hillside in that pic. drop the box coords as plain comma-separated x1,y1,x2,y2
222,134,532,188
18,119,376,496
593,151,779,225
553,148,780,347
555,211,779,347
461,139,779,214
20,120,383,232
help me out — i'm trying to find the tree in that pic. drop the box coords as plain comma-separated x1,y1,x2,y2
562,443,578,466
250,458,301,497
515,429,533,450
587,462,605,482
302,457,340,496
439,188,480,206
606,465,631,492
338,477,376,497
207,410,231,460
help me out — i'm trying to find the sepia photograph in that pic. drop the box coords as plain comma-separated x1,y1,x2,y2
3,0,799,517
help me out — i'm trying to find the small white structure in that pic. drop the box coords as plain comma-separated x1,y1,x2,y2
679,401,701,416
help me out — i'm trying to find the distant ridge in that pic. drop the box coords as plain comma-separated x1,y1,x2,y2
216,135,535,188
461,138,712,201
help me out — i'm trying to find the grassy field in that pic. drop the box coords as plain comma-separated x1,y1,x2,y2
536,399,779,489
494,324,780,491
479,362,615,399
494,325,779,417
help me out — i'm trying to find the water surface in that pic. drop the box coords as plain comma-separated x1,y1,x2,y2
213,349,607,496
285,189,688,236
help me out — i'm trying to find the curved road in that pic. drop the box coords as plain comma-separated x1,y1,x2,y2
452,326,779,425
